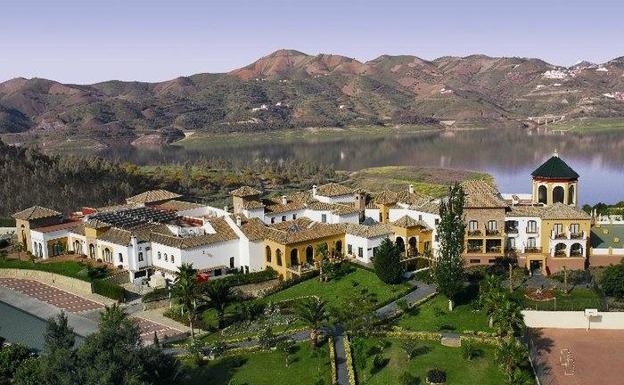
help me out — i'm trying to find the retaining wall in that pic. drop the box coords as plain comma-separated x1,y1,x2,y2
0,268,93,295
523,310,624,330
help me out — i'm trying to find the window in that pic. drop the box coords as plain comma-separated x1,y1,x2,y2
470,259,480,264
554,223,564,236
118,253,123,263
435,219,440,225
321,214,327,223
282,215,286,222
527,220,537,233
418,215,423,221
347,244,353,254
468,220,479,232
138,252,143,262
292,214,297,220
276,250,282,266
230,257,235,268
265,246,272,263
527,237,537,249
434,235,439,242
171,255,175,263
507,238,516,250
379,213,383,222
487,220,497,231
372,246,378,255
157,252,161,260
164,253,168,262
358,247,364,258
424,241,431,251
488,259,496,264
271,217,275,224
570,223,580,234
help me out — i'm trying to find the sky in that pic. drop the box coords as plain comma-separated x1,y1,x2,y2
1,0,623,84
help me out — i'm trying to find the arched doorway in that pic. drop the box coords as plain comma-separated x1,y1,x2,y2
306,246,314,264
568,185,575,205
74,240,81,255
538,185,547,204
571,243,583,257
554,243,567,257
553,186,565,204
276,249,283,266
290,249,298,267
408,237,418,256
395,237,405,252
89,244,95,259
335,240,342,256
265,246,272,263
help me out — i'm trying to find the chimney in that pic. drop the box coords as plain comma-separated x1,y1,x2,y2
236,216,242,227
223,205,229,213
409,184,414,194
281,195,287,205
312,185,317,196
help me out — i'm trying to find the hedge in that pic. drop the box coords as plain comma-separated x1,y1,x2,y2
0,217,16,227
343,335,357,385
221,267,278,287
142,287,170,303
329,336,338,385
93,279,125,302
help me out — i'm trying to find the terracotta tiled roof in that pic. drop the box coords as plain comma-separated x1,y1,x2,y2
461,180,508,208
345,223,393,238
316,183,354,197
126,190,182,204
230,186,262,197
12,206,61,221
265,220,346,245
507,203,590,220
391,215,432,230
238,216,269,241
98,227,133,246
408,200,440,215
71,223,86,236
85,218,111,229
374,190,399,205
331,204,360,215
155,200,205,212
32,220,80,234
305,201,336,211
243,200,265,209
149,217,239,249
264,197,306,214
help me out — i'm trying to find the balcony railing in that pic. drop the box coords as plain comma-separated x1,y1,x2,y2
288,263,317,275
523,247,542,253
467,230,482,236
570,232,584,240
467,248,483,254
505,227,519,234
486,229,500,236
550,230,587,240
486,246,502,254
526,227,539,234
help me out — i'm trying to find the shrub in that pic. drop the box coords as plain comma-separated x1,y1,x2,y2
373,238,404,284
402,342,431,359
370,354,388,374
399,371,418,385
221,267,278,287
600,263,624,299
92,279,125,301
426,369,447,384
461,341,483,360
142,287,170,303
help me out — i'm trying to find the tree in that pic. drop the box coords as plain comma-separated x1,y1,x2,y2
171,263,202,339
0,342,31,383
492,299,525,337
479,274,505,327
507,368,534,385
600,262,624,299
293,297,329,347
496,339,528,380
435,183,466,310
204,279,233,329
373,238,404,284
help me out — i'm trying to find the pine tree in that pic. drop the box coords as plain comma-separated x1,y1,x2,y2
373,238,403,284
435,183,466,310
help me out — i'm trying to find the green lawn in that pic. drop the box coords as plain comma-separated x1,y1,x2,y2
518,287,605,311
264,267,411,309
396,286,493,333
0,259,92,281
352,337,506,385
547,118,624,134
181,341,332,385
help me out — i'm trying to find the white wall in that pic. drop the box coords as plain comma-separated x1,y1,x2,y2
592,248,624,255
30,228,73,259
364,208,380,222
505,216,541,252
264,209,304,224
523,310,624,330
345,234,387,264
314,194,355,204
389,207,441,257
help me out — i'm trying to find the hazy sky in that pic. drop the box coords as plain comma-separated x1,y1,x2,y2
1,0,622,84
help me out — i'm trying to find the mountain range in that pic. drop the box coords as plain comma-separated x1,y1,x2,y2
2,49,624,149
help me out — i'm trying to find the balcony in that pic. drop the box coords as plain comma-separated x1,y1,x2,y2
550,230,587,241
287,263,317,276
523,247,542,254
467,230,482,237
570,232,584,240
526,227,539,234
486,246,502,254
505,227,519,235
485,229,500,236
467,247,483,254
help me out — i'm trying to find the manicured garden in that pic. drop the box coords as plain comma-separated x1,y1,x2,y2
396,286,494,333
351,337,506,385
264,266,411,309
517,287,605,311
181,341,332,385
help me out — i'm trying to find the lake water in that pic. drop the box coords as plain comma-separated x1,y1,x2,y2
0,301,83,351
102,128,624,205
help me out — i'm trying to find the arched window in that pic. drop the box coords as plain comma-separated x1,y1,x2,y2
538,185,547,204
104,248,112,263
265,246,272,263
527,220,538,233
138,252,144,262
468,220,479,232
395,237,405,252
164,253,168,262
290,249,298,267
571,243,583,256
554,243,567,257
276,249,283,266
553,186,565,204
89,244,95,259
306,245,314,264
335,240,342,256
408,237,418,254
568,185,575,205
118,253,123,263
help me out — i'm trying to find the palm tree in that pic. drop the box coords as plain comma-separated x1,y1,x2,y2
203,280,233,329
479,275,506,328
293,297,329,347
171,263,201,340
496,339,528,380
507,368,534,385
492,299,525,337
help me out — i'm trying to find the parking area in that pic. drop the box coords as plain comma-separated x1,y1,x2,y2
530,328,624,385
0,278,185,343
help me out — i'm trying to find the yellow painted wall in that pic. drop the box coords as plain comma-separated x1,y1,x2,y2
539,219,591,252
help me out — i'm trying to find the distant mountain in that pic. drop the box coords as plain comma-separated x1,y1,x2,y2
2,49,624,149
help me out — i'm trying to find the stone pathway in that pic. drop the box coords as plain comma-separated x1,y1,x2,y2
375,280,437,319
333,328,349,385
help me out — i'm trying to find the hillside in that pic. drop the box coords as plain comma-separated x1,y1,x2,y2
2,49,624,149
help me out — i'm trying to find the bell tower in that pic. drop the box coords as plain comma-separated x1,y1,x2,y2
531,151,579,207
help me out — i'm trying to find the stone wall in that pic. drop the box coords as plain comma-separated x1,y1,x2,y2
588,254,624,267
523,310,624,330
545,256,585,274
0,268,93,294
